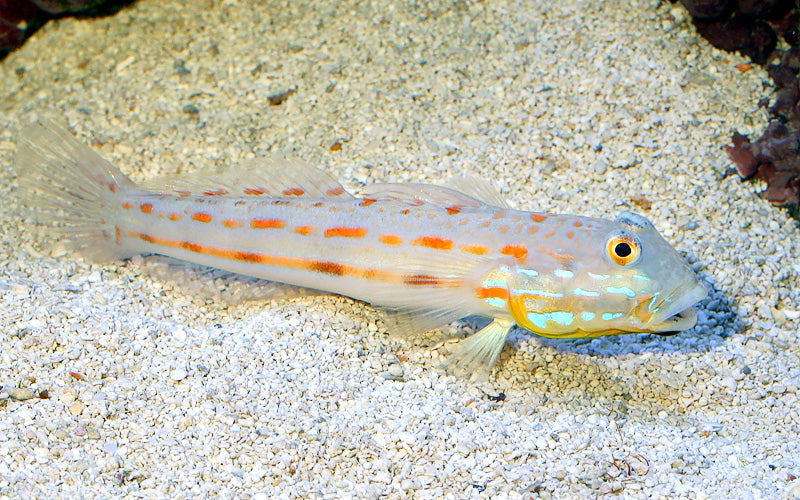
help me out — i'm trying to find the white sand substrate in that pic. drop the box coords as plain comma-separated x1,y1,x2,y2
1,0,798,498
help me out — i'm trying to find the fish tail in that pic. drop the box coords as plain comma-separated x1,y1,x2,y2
14,120,140,262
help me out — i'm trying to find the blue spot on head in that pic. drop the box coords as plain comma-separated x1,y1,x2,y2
581,311,595,322
527,311,574,329
606,286,636,298
601,312,624,321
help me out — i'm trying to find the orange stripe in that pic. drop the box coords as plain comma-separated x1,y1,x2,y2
224,220,243,228
295,226,314,235
325,227,367,238
446,205,462,215
282,188,305,196
127,231,462,288
326,187,345,196
122,202,133,210
574,221,583,227
251,219,285,229
501,244,528,261
244,187,266,195
379,234,403,245
532,214,546,222
140,203,153,213
477,287,510,301
412,236,453,250
461,244,491,255
169,213,182,221
192,213,212,223
360,198,377,207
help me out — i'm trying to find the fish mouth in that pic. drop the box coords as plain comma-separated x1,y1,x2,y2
647,284,707,334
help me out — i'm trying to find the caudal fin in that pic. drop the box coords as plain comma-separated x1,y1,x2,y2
14,121,139,262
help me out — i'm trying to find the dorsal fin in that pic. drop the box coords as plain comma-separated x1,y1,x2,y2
444,174,510,208
360,175,510,209
140,156,354,199
360,182,487,209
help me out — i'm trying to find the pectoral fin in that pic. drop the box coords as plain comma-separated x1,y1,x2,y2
444,318,515,376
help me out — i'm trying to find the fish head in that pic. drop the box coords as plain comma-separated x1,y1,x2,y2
508,212,707,338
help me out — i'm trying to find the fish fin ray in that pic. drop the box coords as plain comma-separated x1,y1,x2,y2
444,174,511,208
360,182,486,209
140,156,354,199
14,120,139,262
444,318,514,376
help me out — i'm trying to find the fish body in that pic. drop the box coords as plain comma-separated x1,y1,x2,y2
14,122,707,372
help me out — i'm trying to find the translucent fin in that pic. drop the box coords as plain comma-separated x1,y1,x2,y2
360,182,486,209
371,253,512,337
13,120,139,262
380,306,468,338
138,256,322,304
444,319,515,376
140,156,354,199
445,174,510,208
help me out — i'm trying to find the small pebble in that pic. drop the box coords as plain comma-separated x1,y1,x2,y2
7,388,35,401
170,369,189,382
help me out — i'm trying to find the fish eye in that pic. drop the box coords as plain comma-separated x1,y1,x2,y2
606,231,641,266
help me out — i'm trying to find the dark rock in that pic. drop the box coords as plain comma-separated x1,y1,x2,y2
736,0,795,20
31,0,110,15
694,15,777,64
680,0,733,20
727,122,800,206
775,11,800,47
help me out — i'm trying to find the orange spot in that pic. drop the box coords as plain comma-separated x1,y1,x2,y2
379,234,403,245
251,219,285,229
295,226,314,235
446,205,462,215
461,244,491,255
567,231,575,239
282,187,305,196
543,231,555,239
244,187,266,195
175,190,191,197
122,202,133,210
477,287,510,301
325,227,368,238
400,209,411,215
412,236,454,251
192,213,212,223
501,244,528,261
360,198,377,207
499,225,510,234
203,188,229,196
326,187,345,196
479,221,491,228
532,214,546,222
169,213,181,221
109,183,117,193
527,226,539,234
224,220,243,228
140,203,153,213
736,62,753,73
574,221,582,227
313,202,324,207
